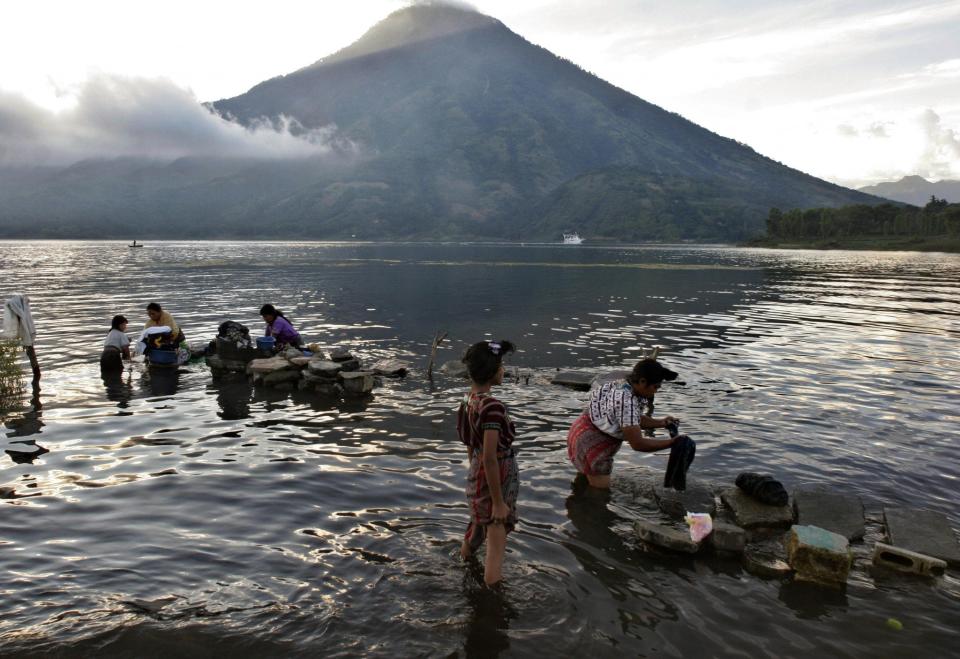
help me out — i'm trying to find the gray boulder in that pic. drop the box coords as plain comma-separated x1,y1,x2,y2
307,360,343,378
340,371,375,395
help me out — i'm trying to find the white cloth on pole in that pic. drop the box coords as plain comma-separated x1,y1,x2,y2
2,293,37,347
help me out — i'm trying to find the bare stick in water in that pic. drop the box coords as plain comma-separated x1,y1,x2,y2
427,330,448,380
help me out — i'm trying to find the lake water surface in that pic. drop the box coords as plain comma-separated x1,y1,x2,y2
1,241,958,657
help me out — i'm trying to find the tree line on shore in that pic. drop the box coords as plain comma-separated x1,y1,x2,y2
765,197,960,240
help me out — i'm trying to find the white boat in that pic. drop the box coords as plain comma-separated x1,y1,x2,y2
562,232,584,245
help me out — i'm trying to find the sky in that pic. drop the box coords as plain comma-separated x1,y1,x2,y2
1,0,958,187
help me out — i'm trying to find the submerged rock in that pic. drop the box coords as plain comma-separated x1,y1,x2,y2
371,359,409,377
742,548,793,579
440,360,468,378
340,371,375,395
308,360,343,378
883,506,960,567
634,519,700,554
262,369,302,386
654,480,716,518
793,485,865,541
206,354,249,374
551,371,595,390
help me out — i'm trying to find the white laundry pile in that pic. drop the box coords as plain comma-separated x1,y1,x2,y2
2,294,37,347
136,326,172,355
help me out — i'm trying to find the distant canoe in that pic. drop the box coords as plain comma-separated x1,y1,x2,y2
129,240,144,248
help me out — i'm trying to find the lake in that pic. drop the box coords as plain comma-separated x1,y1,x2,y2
1,241,958,657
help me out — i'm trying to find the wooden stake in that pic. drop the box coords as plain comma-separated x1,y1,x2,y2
25,346,40,384
426,330,448,380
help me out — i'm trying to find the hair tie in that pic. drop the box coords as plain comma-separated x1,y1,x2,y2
488,341,501,355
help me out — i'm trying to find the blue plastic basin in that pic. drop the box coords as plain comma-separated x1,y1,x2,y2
149,349,178,365
257,336,276,353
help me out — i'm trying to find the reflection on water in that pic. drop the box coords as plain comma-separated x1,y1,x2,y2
1,241,959,656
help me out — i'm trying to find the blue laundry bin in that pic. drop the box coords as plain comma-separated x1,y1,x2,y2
256,336,276,355
148,349,178,366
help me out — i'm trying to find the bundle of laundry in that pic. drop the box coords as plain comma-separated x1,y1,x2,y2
217,321,253,349
735,472,789,507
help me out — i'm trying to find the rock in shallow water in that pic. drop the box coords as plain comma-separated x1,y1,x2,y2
634,519,701,554
883,506,960,567
340,371,375,395
371,359,409,377
248,356,294,375
307,360,343,377
654,480,716,518
720,487,794,529
709,521,746,554
440,360,468,378
787,525,851,588
793,485,865,540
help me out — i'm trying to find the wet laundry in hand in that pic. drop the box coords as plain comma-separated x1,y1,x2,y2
735,472,788,507
663,434,696,491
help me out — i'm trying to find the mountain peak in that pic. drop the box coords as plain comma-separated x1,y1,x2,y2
312,2,500,68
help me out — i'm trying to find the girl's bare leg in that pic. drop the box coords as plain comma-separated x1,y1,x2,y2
483,523,507,587
586,474,611,489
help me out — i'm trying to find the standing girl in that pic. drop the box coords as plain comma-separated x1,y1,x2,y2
100,315,131,371
457,340,518,588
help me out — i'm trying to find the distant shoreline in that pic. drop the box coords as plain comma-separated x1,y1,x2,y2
744,236,960,253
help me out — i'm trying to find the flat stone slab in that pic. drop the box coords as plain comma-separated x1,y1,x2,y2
248,356,295,375
371,359,409,377
793,485,865,540
288,356,312,368
634,519,700,554
307,360,343,377
551,371,595,390
329,347,355,362
787,525,851,587
709,521,746,554
884,506,960,567
654,480,716,518
720,487,794,529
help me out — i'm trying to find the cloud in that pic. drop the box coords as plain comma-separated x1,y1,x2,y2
918,108,960,179
0,74,346,166
409,0,478,10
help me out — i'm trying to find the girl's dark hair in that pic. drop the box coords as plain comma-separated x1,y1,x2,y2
462,340,516,384
628,358,679,385
259,304,285,318
111,315,128,330
146,302,162,312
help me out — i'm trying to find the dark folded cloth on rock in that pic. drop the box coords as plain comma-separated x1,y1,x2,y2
735,472,788,507
664,435,696,491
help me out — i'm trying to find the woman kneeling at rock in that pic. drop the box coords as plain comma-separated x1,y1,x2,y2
567,358,680,489
260,304,302,349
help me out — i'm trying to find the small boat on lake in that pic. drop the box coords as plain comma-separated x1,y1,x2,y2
562,232,584,245
129,240,143,248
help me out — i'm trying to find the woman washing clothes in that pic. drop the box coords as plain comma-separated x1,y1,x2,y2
260,304,302,349
567,358,683,489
